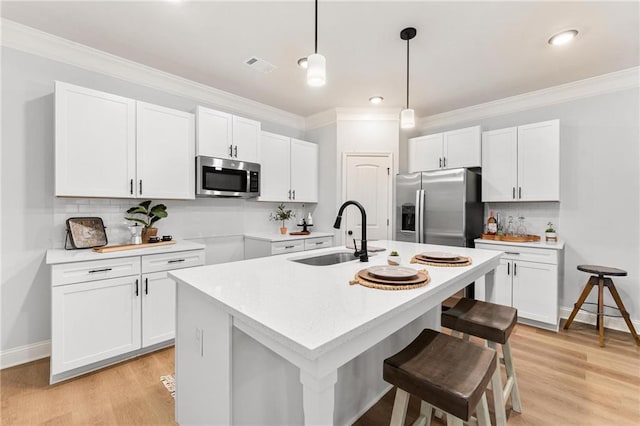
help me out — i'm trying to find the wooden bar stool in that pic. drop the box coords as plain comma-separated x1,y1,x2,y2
383,328,499,426
564,265,640,347
441,298,521,426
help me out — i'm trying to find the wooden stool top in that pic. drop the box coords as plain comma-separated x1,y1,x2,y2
383,329,496,421
442,298,517,344
577,265,627,277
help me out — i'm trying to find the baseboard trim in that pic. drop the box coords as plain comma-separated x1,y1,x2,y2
559,306,640,333
342,384,393,426
0,340,51,370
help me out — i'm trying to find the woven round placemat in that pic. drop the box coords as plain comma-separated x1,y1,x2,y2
349,269,430,290
410,256,472,267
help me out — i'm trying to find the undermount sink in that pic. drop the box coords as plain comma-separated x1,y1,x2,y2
291,250,361,266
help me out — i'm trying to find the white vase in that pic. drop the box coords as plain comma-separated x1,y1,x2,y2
387,255,401,266
545,232,557,243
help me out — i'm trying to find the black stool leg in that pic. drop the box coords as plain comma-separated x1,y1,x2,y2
604,278,640,346
564,276,597,330
597,276,605,347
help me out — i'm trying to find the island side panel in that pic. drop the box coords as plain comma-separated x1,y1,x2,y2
176,282,232,425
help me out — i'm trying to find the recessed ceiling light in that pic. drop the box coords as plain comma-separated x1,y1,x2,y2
548,29,579,46
369,96,384,105
297,57,308,69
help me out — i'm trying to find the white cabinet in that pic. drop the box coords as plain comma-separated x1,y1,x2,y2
49,244,205,383
408,126,481,173
259,132,318,203
244,234,334,259
55,81,195,199
482,120,559,202
475,240,563,330
136,102,195,199
196,106,260,163
55,81,136,198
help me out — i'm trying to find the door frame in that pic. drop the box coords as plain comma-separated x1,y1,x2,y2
340,152,394,245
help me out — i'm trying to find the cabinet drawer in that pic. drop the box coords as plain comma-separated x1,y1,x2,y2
271,240,305,255
304,237,333,251
142,250,205,273
52,257,140,286
475,243,558,265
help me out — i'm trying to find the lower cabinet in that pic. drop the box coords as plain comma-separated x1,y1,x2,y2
475,241,563,330
49,247,204,383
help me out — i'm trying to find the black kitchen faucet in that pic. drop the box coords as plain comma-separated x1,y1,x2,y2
333,200,368,262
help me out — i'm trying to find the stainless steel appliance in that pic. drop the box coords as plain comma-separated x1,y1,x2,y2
395,168,483,247
196,156,260,198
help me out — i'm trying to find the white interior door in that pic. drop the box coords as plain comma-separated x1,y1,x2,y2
343,153,392,244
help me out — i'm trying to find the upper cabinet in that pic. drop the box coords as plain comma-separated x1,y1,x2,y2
55,82,195,199
482,119,559,202
196,106,260,163
259,131,318,203
408,125,481,173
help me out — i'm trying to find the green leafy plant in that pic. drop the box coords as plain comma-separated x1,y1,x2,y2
390,251,399,256
269,203,295,228
546,222,556,233
125,200,168,228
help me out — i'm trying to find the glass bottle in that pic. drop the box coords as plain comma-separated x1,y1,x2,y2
487,211,497,235
516,216,527,237
506,216,515,236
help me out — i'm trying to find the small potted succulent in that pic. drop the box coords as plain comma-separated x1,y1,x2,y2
545,222,557,243
125,200,168,243
387,250,401,266
270,203,295,234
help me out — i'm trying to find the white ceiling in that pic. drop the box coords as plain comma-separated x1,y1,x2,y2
2,1,638,117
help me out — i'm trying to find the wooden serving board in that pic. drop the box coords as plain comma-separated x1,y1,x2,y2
481,234,541,242
92,240,176,253
289,231,311,235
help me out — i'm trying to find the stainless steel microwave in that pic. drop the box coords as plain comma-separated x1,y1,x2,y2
196,156,260,198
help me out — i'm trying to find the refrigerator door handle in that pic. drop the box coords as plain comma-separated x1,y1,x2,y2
418,189,426,243
415,189,421,243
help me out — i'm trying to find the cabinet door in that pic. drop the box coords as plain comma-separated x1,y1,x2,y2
408,134,443,172
443,125,481,169
494,259,512,307
55,81,136,198
512,261,558,326
290,138,319,202
51,276,141,375
258,132,291,201
232,116,261,163
195,106,232,158
481,127,518,202
142,271,176,347
517,120,560,201
136,102,195,199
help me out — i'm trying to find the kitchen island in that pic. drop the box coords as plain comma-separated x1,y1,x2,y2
169,240,502,426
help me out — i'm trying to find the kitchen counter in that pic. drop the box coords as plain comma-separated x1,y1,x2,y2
170,240,501,425
46,240,205,264
474,237,565,250
244,231,334,242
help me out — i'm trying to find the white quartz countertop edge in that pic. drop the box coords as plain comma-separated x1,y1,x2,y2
46,240,205,264
474,238,565,250
169,241,502,361
244,231,334,242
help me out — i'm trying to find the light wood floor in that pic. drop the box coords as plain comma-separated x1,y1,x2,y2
2,321,639,425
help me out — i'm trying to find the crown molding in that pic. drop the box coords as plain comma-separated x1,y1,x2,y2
417,67,640,132
305,108,337,130
305,107,401,130
1,19,305,130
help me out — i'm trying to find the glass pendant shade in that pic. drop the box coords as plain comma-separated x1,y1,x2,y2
307,53,326,87
400,108,415,129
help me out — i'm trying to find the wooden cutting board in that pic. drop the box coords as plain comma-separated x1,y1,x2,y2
92,240,176,253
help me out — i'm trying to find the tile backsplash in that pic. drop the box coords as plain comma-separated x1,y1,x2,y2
484,202,560,237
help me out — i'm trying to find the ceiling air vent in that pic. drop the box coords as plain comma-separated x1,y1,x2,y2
244,56,277,74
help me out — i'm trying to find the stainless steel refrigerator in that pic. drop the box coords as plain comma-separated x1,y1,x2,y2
395,168,483,247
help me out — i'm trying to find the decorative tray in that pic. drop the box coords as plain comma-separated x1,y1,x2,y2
481,234,541,242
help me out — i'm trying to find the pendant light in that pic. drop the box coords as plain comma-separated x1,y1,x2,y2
307,0,326,86
400,27,416,129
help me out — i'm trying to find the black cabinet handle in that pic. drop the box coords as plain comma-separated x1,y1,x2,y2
88,268,112,273
505,251,521,255
130,179,133,195
507,263,510,275
139,180,142,195
285,245,295,249
514,263,517,276
234,145,238,158
518,187,522,199
145,278,148,295
315,242,323,245
443,157,447,167
288,189,291,200
168,259,185,264
439,158,442,168
228,145,233,157
512,187,515,199
292,190,296,200
135,279,139,296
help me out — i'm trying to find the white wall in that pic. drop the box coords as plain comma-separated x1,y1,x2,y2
0,46,316,355
412,88,640,322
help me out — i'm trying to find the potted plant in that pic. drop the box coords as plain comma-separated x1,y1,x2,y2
270,203,295,234
387,250,401,266
545,222,557,243
125,200,168,243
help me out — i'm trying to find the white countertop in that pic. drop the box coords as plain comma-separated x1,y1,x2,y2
244,231,334,242
474,238,565,250
169,240,501,358
46,240,205,265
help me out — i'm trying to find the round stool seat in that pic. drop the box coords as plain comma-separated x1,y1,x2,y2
442,298,517,345
577,265,627,277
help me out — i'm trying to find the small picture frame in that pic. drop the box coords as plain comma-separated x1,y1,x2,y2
65,217,108,249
